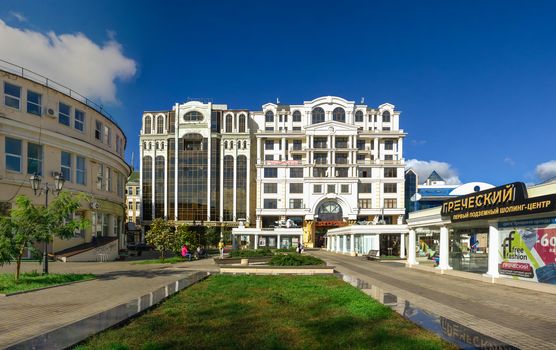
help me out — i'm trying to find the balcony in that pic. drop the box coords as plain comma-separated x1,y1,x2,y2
259,160,305,166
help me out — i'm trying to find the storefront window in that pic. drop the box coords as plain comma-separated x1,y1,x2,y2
416,227,440,264
449,229,488,274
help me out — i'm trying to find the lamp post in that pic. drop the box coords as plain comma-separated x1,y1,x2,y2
30,173,65,275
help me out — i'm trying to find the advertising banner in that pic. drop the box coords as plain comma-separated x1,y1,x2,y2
498,218,556,284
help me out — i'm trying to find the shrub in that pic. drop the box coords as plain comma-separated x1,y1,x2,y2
228,248,273,258
274,247,297,253
269,254,325,266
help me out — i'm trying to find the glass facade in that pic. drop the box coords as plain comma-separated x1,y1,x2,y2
223,155,234,221
154,156,165,218
236,155,247,219
142,156,152,221
167,138,175,219
177,134,208,221
210,138,220,220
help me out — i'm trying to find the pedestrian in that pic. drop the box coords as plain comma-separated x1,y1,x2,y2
300,243,304,254
181,244,191,261
296,244,301,254
218,239,225,259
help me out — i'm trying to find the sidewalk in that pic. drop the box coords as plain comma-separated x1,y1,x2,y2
0,258,218,348
311,250,556,350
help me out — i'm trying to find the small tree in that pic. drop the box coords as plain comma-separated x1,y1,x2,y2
206,226,221,247
0,193,89,281
175,224,206,252
145,218,174,261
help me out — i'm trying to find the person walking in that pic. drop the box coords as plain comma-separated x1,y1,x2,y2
218,240,225,259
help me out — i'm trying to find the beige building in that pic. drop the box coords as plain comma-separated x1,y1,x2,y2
126,171,140,225
0,60,130,261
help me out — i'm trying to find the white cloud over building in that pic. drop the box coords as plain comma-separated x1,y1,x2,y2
535,160,556,182
405,159,461,185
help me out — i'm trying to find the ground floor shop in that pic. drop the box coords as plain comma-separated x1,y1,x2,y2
325,224,409,257
407,181,556,285
231,227,304,250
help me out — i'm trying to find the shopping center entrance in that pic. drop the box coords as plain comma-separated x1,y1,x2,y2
314,201,347,248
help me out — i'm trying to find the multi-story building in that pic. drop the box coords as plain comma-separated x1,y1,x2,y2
0,60,130,261
141,96,407,254
126,171,141,224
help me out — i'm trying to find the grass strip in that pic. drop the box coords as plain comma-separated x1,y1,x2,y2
0,272,95,294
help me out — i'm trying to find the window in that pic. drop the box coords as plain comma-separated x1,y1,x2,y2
384,183,397,193
358,168,372,178
157,116,164,133
75,109,85,131
291,154,302,160
116,135,122,155
384,140,394,150
356,154,366,163
76,156,86,185
105,126,111,145
97,164,104,190
382,110,391,123
327,184,335,193
144,116,151,134
384,199,397,208
27,90,42,116
184,111,203,121
332,107,345,122
4,82,21,109
359,183,372,193
357,140,365,150
385,154,394,160
106,167,112,192
128,201,133,209
314,137,327,149
384,167,397,178
335,153,348,164
359,199,372,209
290,183,303,193
263,199,277,209
289,199,303,209
264,183,277,193
238,114,246,133
335,168,348,177
265,111,274,123
335,137,348,149
265,140,274,150
313,168,327,177
265,127,274,131
293,126,301,131
340,184,349,193
127,186,133,195
313,184,322,193
225,114,233,133
59,102,71,126
264,168,277,178
312,107,325,124
292,140,302,150
5,138,22,172
95,121,103,141
264,154,274,161
61,151,72,182
290,168,303,178
314,153,327,164
292,110,301,122
355,110,364,122
27,143,43,176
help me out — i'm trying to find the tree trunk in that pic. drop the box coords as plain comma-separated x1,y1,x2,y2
161,250,164,262
15,245,25,281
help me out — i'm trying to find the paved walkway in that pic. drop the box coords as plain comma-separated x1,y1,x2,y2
0,258,218,348
311,250,556,350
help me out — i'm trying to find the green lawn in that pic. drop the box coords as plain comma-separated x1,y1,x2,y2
132,256,188,264
77,275,455,350
0,272,95,294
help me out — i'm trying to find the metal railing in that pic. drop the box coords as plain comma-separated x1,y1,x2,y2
0,59,120,128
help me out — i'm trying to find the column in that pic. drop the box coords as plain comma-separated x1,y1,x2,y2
254,234,259,249
350,234,355,255
397,138,403,161
277,234,281,249
485,225,500,278
257,137,262,164
207,133,211,221
438,226,452,270
407,229,418,266
281,138,286,160
400,233,406,258
342,235,347,254
327,235,331,251
374,138,379,161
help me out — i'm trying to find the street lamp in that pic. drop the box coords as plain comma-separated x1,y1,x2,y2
30,172,65,274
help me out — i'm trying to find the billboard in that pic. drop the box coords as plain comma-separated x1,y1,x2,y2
498,218,556,284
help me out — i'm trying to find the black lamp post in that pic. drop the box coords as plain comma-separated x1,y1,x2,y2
30,172,65,274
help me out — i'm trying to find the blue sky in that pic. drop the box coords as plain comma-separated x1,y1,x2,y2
1,0,555,185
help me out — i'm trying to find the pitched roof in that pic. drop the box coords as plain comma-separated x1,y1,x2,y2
427,170,444,182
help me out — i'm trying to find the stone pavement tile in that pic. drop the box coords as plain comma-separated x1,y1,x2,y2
312,250,556,350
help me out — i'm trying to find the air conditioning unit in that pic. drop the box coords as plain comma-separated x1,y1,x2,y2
45,108,56,119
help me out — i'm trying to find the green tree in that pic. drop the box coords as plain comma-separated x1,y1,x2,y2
145,218,174,261
0,193,89,281
206,226,221,247
175,224,207,251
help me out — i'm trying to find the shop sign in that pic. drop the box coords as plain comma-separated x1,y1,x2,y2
441,182,556,222
498,218,556,284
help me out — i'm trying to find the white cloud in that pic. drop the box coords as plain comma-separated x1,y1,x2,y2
405,159,461,185
0,20,136,104
9,11,27,22
535,160,556,182
504,157,515,166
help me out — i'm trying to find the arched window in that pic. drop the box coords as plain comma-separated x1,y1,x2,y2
243,140,247,149
224,141,228,149
355,110,364,122
184,111,203,121
317,201,343,221
238,114,246,133
144,116,151,134
225,114,233,133
168,112,175,133
312,107,325,124
230,141,233,149
292,110,302,122
382,111,391,123
156,115,164,134
332,107,345,122
265,111,274,123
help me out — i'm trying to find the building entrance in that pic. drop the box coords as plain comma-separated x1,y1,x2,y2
380,234,401,257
